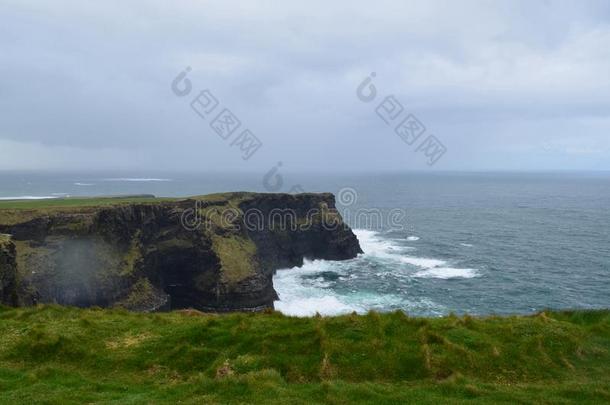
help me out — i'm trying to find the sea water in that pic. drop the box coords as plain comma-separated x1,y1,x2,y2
1,171,608,317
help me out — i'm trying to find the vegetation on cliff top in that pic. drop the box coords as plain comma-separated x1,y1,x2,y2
0,192,325,211
0,192,324,226
0,306,608,404
0,196,172,226
0,195,171,210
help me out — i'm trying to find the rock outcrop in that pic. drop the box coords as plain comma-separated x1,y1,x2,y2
0,193,362,311
0,234,19,306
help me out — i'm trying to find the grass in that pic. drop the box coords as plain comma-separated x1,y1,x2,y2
212,234,259,283
0,196,173,210
0,192,268,226
0,306,608,404
0,191,325,211
0,191,281,211
0,196,176,226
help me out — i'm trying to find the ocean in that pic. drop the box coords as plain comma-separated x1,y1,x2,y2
1,171,608,317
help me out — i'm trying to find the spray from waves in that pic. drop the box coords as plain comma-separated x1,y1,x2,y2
273,259,362,316
273,258,444,317
355,229,415,258
406,236,420,241
357,229,479,279
273,229,482,316
413,267,478,279
401,257,446,268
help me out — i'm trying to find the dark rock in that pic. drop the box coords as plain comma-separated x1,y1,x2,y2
0,234,19,306
0,193,362,312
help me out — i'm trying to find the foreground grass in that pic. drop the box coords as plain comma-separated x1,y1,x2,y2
0,306,608,404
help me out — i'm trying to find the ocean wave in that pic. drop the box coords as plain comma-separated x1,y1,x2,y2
273,259,360,316
272,229,477,316
274,296,360,317
400,256,446,268
413,267,479,279
280,258,351,276
74,182,94,186
354,229,479,277
273,278,445,317
273,264,443,316
406,236,420,241
354,229,409,259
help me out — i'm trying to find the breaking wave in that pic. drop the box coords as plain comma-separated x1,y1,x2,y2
273,229,480,317
413,267,479,279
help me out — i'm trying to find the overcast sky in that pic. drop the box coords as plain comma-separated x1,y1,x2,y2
1,0,609,172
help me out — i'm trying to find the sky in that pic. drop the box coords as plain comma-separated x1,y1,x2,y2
0,0,609,172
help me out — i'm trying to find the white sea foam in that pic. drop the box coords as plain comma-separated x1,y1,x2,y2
273,229,477,316
400,256,447,268
273,259,360,316
0,196,59,200
279,259,350,277
354,229,394,254
274,296,360,317
406,236,420,241
273,270,445,316
355,230,478,276
413,267,478,279
354,229,411,259
74,182,94,186
101,178,172,182
460,243,474,247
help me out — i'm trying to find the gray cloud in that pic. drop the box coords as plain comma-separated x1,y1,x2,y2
1,0,609,171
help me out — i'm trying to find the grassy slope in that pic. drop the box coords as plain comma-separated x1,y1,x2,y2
0,307,608,404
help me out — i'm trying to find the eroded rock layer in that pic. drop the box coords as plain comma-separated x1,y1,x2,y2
0,193,361,312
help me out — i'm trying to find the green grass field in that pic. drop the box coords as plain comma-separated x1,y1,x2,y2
0,192,275,210
0,196,172,226
0,306,608,404
0,194,233,226
0,196,171,209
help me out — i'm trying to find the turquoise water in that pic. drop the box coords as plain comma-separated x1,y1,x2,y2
1,171,608,316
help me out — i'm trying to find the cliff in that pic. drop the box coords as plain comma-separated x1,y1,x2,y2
0,193,362,311
0,234,19,306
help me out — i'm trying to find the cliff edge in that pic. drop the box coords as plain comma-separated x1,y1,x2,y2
0,193,362,311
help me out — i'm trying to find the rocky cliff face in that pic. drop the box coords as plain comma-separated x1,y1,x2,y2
0,193,362,312
0,234,19,306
